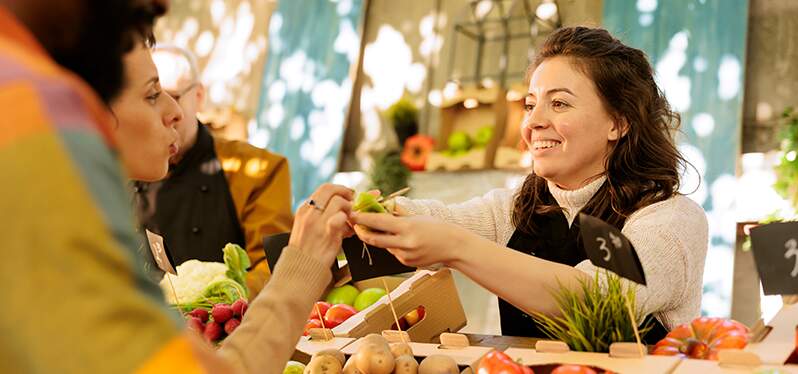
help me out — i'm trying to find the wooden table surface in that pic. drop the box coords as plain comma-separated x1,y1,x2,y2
292,333,539,363
434,333,539,350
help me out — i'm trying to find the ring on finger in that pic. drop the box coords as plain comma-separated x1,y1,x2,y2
306,198,326,212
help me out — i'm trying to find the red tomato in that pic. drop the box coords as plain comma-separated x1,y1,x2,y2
477,351,529,374
303,319,323,336
551,365,597,374
308,301,331,321
323,304,358,328
652,317,749,360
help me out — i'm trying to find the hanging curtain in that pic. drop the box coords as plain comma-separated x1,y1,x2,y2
603,0,749,316
254,0,366,210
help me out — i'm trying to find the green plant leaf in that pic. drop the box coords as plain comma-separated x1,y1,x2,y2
222,243,250,299
369,150,410,195
530,271,652,352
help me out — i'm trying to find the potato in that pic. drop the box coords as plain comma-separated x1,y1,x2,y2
343,354,364,374
393,355,419,374
417,355,458,374
389,343,413,358
360,334,390,350
355,344,395,374
312,349,346,366
305,355,343,374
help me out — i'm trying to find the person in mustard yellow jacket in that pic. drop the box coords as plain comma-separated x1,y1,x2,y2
134,45,292,296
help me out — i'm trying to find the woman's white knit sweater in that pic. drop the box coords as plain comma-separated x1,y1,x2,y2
396,176,708,329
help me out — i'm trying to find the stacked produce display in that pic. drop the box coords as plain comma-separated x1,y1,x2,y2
159,243,251,343
150,192,796,374
187,299,249,343
287,334,462,374
304,284,426,336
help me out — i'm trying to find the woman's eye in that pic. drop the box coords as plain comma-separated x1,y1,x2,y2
552,100,568,109
524,103,535,111
146,91,161,104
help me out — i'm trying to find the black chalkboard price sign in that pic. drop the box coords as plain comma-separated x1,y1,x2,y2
578,213,647,286
748,221,798,295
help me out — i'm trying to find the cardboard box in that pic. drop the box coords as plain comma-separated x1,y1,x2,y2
292,335,355,363
503,347,682,374
671,359,798,374
745,302,798,365
332,269,467,343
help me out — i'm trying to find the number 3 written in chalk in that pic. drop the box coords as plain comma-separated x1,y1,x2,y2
786,238,798,277
597,237,611,261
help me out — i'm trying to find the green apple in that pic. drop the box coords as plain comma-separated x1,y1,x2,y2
353,288,387,311
474,125,493,147
325,285,360,306
447,131,472,152
283,361,305,374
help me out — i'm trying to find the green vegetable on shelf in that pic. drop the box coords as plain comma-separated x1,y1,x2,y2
474,125,494,147
447,131,472,153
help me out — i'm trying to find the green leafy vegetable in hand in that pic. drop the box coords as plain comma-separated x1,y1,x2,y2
353,192,387,213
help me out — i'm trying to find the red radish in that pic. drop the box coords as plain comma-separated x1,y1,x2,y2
224,318,241,334
188,308,209,323
232,299,248,317
203,322,224,342
211,304,234,324
187,316,205,333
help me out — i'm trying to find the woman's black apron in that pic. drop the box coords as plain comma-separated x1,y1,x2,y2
498,185,668,343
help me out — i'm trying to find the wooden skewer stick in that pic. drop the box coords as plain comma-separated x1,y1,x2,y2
315,303,332,341
624,295,645,357
377,187,411,203
166,275,184,315
381,278,408,344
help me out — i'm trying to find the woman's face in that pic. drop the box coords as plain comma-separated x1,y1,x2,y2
111,43,182,181
521,56,623,190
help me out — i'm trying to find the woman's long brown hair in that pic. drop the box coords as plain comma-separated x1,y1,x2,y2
512,26,687,234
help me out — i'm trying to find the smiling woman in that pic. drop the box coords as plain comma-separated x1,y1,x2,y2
350,26,709,343
110,38,183,182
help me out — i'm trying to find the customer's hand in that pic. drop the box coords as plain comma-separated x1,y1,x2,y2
289,184,354,265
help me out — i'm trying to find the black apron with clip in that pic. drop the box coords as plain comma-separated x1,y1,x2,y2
498,184,668,343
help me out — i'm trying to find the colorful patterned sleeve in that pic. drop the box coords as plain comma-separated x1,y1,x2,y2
0,48,203,374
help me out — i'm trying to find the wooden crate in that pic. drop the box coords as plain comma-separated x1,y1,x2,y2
433,86,508,171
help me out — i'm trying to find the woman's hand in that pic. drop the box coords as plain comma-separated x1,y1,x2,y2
349,212,475,267
289,184,354,265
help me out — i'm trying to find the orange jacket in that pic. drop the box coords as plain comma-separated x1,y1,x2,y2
213,134,294,295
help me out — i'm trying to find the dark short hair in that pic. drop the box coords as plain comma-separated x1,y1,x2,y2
128,1,165,49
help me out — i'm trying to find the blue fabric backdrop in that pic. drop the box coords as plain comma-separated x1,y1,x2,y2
603,0,749,316
253,0,365,210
